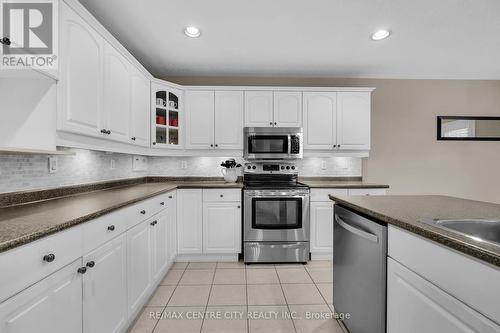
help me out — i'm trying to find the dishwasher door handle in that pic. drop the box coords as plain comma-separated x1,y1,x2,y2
335,215,379,243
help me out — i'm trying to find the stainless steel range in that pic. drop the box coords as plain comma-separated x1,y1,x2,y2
243,161,310,263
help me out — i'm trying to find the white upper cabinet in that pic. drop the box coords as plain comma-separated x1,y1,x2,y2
185,90,243,150
214,91,244,149
103,43,131,143
244,91,274,127
58,2,103,138
130,69,150,147
185,91,215,149
273,92,302,127
337,92,370,150
151,82,182,148
303,91,371,151
303,92,337,149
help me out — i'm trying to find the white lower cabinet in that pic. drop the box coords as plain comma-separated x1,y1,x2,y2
126,218,152,317
151,213,168,283
177,189,242,258
83,234,127,333
387,258,500,333
203,202,241,254
309,188,386,260
177,189,203,254
0,259,83,333
166,192,178,263
310,202,334,255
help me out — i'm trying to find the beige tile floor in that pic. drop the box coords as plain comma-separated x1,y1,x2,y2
128,261,346,333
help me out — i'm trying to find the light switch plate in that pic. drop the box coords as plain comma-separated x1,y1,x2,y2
133,156,148,171
48,157,58,174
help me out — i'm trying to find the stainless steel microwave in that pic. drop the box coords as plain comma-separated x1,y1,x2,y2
243,127,303,160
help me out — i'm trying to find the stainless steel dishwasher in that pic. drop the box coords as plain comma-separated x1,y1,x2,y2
333,205,387,333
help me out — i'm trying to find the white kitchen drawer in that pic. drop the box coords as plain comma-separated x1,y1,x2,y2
127,197,163,229
311,189,348,202
83,209,129,254
203,189,241,202
348,188,386,196
148,190,176,213
389,226,500,324
0,226,83,303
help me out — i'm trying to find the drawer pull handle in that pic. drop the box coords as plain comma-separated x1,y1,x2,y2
160,202,165,206
43,253,55,263
150,220,158,226
107,225,115,231
237,205,241,208
220,194,224,198
168,196,172,199
77,267,87,274
86,261,95,268
140,210,146,214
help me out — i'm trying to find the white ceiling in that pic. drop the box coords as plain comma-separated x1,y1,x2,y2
79,0,500,79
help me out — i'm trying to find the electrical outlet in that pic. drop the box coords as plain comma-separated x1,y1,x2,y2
110,159,116,170
48,157,58,174
181,160,188,169
321,160,327,170
133,156,148,171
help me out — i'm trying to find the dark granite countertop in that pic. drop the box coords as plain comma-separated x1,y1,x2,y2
0,179,242,253
329,195,500,267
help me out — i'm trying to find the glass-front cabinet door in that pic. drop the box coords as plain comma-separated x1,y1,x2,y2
151,82,182,148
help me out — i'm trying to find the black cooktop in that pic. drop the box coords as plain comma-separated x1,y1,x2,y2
243,174,309,189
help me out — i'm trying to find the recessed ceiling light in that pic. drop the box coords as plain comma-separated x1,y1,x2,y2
371,29,391,41
184,26,201,38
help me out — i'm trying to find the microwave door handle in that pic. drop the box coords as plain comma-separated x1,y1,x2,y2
287,135,291,155
335,215,379,243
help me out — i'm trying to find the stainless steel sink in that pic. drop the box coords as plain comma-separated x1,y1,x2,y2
420,218,500,246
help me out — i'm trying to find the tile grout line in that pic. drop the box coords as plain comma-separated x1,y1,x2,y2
274,265,298,333
150,264,188,333
200,262,218,333
305,262,347,331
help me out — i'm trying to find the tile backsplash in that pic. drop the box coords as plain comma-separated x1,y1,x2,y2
0,148,361,193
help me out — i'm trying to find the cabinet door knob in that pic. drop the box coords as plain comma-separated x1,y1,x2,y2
86,261,95,268
168,196,173,199
269,122,273,125
43,253,55,263
220,194,224,198
160,202,165,206
131,137,136,141
0,37,11,45
274,122,277,125
77,267,87,274
215,144,218,147
140,210,146,214
107,225,115,231
152,142,156,145
106,130,111,135
210,144,214,147
150,220,158,226
337,144,341,148
237,205,241,208
100,129,107,134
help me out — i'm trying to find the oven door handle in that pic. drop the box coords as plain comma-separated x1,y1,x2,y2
245,194,307,199
335,215,379,243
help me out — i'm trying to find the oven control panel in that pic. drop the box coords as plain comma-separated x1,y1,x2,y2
244,162,298,174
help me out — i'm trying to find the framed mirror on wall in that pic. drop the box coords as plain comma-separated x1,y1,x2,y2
437,116,500,141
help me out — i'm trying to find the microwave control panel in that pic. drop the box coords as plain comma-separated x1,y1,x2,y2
290,135,301,154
